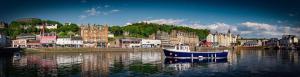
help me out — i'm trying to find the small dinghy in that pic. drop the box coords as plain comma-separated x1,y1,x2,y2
163,44,228,59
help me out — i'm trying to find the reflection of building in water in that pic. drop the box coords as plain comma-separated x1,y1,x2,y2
129,51,161,64
56,54,83,66
293,51,298,64
10,51,163,76
228,50,237,64
288,50,299,64
275,50,299,64
165,63,191,71
12,55,58,77
81,53,111,77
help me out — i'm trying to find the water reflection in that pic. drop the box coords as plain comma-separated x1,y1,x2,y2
0,49,300,77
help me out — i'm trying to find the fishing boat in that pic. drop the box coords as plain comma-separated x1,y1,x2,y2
163,44,228,59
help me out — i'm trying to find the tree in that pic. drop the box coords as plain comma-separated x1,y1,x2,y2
57,23,79,34
58,32,67,37
109,26,123,36
67,31,75,37
237,41,241,46
117,22,209,39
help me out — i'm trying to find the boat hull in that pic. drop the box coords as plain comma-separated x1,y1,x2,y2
164,58,228,64
163,49,228,59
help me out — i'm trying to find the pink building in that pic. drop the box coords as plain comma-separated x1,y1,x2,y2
40,33,57,47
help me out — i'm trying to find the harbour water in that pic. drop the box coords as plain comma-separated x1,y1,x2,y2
1,50,300,77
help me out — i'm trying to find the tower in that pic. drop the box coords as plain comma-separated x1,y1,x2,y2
227,29,231,34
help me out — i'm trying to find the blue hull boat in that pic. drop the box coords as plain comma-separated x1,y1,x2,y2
164,58,228,64
163,49,228,59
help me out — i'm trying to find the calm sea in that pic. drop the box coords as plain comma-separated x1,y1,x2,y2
0,50,300,77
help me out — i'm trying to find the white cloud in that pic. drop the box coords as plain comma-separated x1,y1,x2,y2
189,23,238,33
126,22,132,26
143,19,185,25
79,8,120,19
241,22,276,31
111,9,120,12
240,31,253,34
85,8,100,16
131,19,300,38
79,15,87,19
102,9,120,15
240,22,300,38
139,19,238,33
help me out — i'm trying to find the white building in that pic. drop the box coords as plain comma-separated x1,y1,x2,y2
108,33,114,38
36,23,58,29
56,37,83,48
279,35,298,47
141,39,161,48
12,39,27,48
206,34,218,47
129,44,141,48
206,30,238,47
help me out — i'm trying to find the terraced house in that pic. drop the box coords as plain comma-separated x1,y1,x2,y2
206,30,239,47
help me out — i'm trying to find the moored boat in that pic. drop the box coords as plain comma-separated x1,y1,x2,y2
163,44,228,59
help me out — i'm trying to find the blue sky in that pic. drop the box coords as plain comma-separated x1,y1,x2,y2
0,0,300,38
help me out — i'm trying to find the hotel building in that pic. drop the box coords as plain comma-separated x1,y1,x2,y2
80,24,109,48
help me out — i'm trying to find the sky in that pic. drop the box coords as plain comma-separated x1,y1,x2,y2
0,0,300,38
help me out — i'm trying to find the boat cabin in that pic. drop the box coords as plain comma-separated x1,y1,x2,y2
173,44,190,52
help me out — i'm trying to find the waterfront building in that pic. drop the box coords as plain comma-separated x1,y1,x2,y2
279,35,298,47
56,37,83,48
155,31,171,47
206,30,238,47
141,39,161,48
12,33,41,48
119,38,141,48
206,33,218,47
265,38,279,47
169,30,199,47
12,39,27,48
238,38,268,47
40,32,57,47
80,24,108,48
107,38,121,48
242,41,260,47
26,40,41,48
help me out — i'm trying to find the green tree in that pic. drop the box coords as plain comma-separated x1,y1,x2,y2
109,26,123,36
67,31,75,37
58,32,67,37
